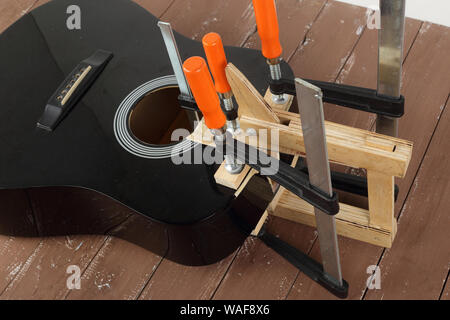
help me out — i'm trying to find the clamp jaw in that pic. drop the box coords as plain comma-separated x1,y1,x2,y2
182,56,339,216
182,55,348,298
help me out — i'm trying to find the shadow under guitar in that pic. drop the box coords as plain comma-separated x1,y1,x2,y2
0,174,273,267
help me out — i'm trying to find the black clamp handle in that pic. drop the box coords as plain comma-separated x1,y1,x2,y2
217,135,340,216
269,78,404,118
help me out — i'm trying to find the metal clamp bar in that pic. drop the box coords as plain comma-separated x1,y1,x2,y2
295,78,344,287
376,0,406,136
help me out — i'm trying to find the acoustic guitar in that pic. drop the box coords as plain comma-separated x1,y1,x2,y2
0,0,296,266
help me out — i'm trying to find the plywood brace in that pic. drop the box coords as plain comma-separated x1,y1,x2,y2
188,64,413,248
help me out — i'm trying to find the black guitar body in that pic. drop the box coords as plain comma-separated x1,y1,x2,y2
0,0,293,265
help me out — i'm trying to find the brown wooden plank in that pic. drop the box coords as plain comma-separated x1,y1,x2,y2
286,18,421,300
2,188,167,300
0,0,36,33
160,0,255,46
288,1,369,83
0,190,39,295
243,0,327,61
0,0,42,298
138,252,236,300
134,0,176,18
66,214,166,300
0,188,132,299
29,0,50,11
213,218,313,300
288,22,450,300
365,97,450,300
30,0,175,17
0,235,106,299
213,0,370,300
442,276,450,300
325,18,422,128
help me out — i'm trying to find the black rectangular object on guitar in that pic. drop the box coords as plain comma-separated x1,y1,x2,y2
37,49,113,131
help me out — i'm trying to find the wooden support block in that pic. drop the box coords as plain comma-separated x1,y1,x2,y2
239,113,413,178
214,163,252,190
264,89,294,112
225,63,280,123
367,170,396,232
251,156,299,237
188,117,412,178
212,64,290,191
188,63,411,248
272,191,394,248
263,89,294,191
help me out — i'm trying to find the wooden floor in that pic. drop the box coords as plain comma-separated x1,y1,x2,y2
0,0,449,300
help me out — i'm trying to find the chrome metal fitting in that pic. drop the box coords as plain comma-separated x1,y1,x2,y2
267,57,288,105
211,127,244,175
224,154,245,175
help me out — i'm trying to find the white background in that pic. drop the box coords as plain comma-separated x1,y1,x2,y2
336,0,450,27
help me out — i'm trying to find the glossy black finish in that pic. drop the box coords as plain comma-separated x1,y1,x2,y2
0,0,293,265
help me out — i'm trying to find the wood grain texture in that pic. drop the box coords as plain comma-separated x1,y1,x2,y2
160,0,255,46
30,0,175,17
213,218,312,300
226,63,280,123
0,0,37,33
0,190,39,295
134,0,176,18
288,1,368,83
0,187,134,299
0,0,175,300
365,97,450,300
63,213,167,300
393,23,450,216
214,163,251,190
287,22,450,300
367,170,395,231
0,0,448,300
324,18,422,128
442,277,450,300
244,0,327,61
273,193,393,248
139,252,236,300
1,235,106,299
238,113,412,177
28,0,50,11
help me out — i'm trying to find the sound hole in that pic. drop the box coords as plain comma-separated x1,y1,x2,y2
128,86,193,145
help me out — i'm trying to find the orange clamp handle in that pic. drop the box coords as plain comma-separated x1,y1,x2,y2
252,0,282,59
202,32,231,94
183,56,226,130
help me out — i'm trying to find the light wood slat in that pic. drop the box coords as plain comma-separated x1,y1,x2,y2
189,110,413,178
273,192,393,248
